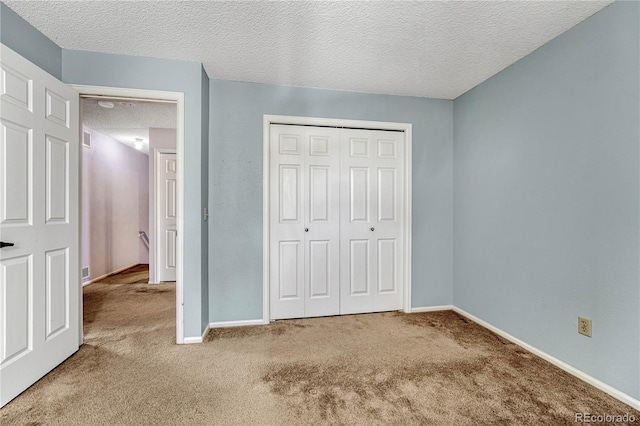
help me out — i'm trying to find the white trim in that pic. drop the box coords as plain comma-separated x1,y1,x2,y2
403,125,412,313
153,148,177,284
263,117,271,324
183,323,210,345
82,263,140,286
409,305,453,313
210,319,267,329
78,98,85,344
262,114,413,323
452,307,640,411
70,85,186,344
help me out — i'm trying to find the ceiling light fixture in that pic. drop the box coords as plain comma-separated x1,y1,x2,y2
97,100,115,109
134,138,144,150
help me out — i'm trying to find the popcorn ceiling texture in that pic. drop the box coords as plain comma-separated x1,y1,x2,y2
3,1,612,99
82,98,176,154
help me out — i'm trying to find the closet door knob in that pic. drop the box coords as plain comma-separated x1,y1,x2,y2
305,228,309,232
370,227,375,231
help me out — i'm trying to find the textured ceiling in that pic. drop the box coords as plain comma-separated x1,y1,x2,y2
5,1,613,99
82,98,176,154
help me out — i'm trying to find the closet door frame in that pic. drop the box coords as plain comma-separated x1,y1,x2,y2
263,115,412,323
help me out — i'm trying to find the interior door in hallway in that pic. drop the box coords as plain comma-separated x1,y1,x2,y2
156,151,177,282
0,44,80,407
339,128,404,315
269,125,340,319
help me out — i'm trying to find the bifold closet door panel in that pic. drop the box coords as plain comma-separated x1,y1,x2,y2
339,128,404,315
303,126,340,318
270,125,305,320
269,124,340,319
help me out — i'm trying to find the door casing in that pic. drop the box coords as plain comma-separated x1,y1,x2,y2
262,115,413,322
72,85,186,344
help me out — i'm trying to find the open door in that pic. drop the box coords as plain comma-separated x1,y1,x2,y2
0,44,80,407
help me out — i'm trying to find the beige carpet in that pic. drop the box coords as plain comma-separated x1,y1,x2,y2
1,268,638,425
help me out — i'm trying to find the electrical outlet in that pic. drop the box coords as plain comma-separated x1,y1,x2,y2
578,317,592,337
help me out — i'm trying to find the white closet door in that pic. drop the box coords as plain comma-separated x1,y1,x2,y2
303,126,340,317
269,125,340,319
339,128,404,314
0,44,80,407
269,125,305,319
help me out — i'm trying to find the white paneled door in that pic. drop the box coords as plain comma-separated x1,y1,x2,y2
339,128,404,314
270,125,341,319
157,151,177,282
269,124,404,320
0,44,80,407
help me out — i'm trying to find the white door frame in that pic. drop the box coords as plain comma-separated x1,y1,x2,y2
153,148,177,283
71,85,186,344
262,114,413,323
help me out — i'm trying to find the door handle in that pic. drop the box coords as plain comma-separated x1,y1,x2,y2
305,228,309,232
371,227,375,231
1,242,15,248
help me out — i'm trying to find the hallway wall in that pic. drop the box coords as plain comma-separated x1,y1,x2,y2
82,127,149,282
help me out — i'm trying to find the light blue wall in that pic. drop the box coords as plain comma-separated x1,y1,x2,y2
453,1,640,400
62,49,208,339
0,2,62,79
209,80,453,322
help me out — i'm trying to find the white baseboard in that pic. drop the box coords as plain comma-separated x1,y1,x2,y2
183,323,211,345
209,319,267,329
409,305,453,313
84,263,139,285
183,319,265,344
452,307,640,411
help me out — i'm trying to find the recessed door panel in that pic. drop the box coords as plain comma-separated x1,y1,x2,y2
45,89,69,128
1,120,31,225
377,239,396,293
166,229,177,268
45,135,68,224
45,248,68,340
350,167,369,222
279,134,300,155
377,139,396,159
309,241,329,298
349,138,369,158
0,255,31,365
280,165,300,223
378,168,396,222
1,64,32,111
349,240,369,295
309,136,329,156
309,166,329,222
166,158,176,173
279,241,301,299
165,179,176,219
